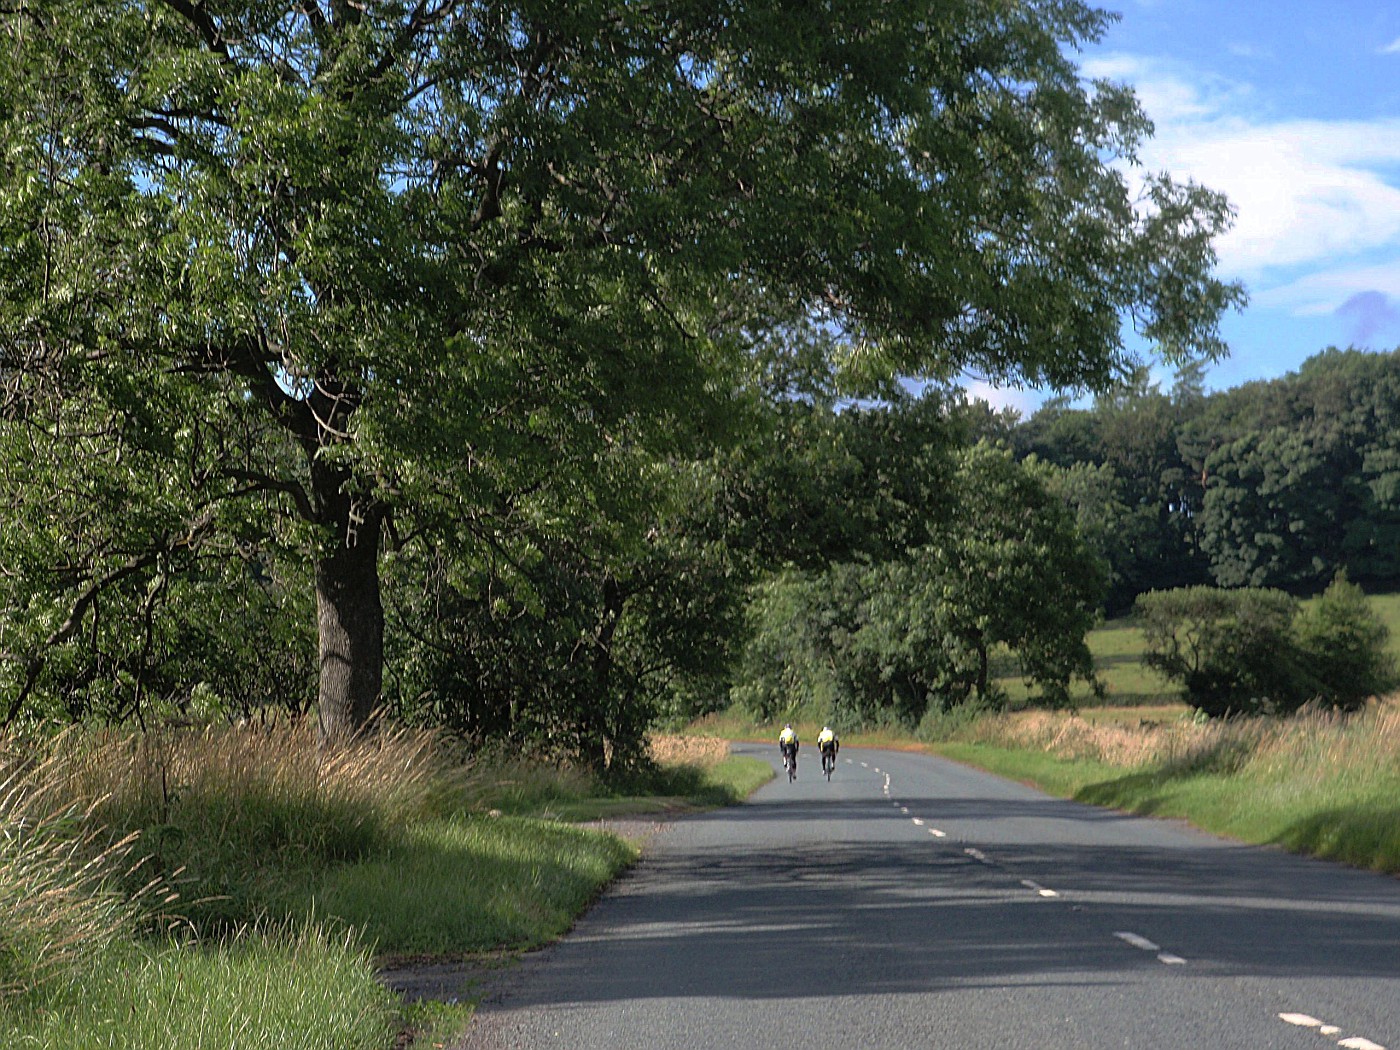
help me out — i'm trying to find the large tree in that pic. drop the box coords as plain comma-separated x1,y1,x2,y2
0,0,1243,738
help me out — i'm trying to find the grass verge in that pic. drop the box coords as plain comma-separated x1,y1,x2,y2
931,700,1400,874
0,725,766,1049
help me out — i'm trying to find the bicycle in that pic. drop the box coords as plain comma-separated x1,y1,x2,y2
821,746,836,780
782,746,798,782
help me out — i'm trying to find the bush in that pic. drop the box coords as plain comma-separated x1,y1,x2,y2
1135,578,1396,717
1293,572,1398,711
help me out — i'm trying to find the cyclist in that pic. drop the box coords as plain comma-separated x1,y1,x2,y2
778,723,799,779
817,724,839,775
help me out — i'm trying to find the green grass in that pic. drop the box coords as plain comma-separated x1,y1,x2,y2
473,754,773,823
1367,591,1400,657
0,927,398,1050
0,726,770,1050
934,741,1125,799
994,615,1179,708
307,815,638,954
932,701,1400,874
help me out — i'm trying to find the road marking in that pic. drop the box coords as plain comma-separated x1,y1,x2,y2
860,762,869,768
1019,879,1058,897
900,806,909,813
1280,1014,1386,1049
928,827,946,837
911,817,924,826
964,847,991,864
1114,932,1190,965
1114,931,1160,952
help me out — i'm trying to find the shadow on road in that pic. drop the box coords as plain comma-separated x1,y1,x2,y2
481,808,1400,1010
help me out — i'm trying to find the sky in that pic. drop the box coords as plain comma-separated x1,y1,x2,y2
969,0,1400,416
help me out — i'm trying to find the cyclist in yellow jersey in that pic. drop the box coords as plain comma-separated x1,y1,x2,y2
817,725,838,776
778,724,799,778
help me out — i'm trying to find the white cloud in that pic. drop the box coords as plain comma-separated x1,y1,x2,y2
1256,262,1400,315
1145,118,1400,274
1382,36,1400,54
1085,54,1400,313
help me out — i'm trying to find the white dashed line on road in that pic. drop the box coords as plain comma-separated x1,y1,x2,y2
964,848,992,865
1281,1015,1389,1050
928,828,946,838
1019,879,1058,898
911,817,924,826
1114,931,1160,952
1115,931,1188,966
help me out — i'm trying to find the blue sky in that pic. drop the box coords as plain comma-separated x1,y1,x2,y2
971,0,1400,414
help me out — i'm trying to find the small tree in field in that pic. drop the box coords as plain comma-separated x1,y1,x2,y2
1293,572,1397,712
1136,586,1302,717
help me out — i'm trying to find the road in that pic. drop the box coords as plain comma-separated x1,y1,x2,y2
457,744,1400,1050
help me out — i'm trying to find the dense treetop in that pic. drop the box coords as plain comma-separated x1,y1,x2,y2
1,0,1244,751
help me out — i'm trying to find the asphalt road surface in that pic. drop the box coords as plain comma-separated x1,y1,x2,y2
457,744,1400,1050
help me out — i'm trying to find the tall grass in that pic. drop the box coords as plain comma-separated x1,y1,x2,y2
0,718,773,1048
0,736,167,1006
45,720,475,933
938,699,1400,872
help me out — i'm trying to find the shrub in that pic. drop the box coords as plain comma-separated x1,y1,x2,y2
1135,579,1397,717
1293,572,1398,711
1136,586,1305,716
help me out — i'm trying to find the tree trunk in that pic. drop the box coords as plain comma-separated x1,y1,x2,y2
314,493,385,746
581,576,624,772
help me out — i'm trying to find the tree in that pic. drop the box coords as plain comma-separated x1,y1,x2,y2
1293,572,1397,712
737,441,1104,724
879,444,1103,711
0,0,1243,739
1135,586,1303,717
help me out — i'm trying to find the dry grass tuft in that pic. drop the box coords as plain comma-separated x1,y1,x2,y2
3,719,475,938
0,732,168,1002
955,695,1400,782
648,734,730,768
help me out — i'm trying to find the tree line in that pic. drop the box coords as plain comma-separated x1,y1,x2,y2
1013,348,1400,611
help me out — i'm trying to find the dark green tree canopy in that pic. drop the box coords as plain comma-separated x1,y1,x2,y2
0,0,1243,737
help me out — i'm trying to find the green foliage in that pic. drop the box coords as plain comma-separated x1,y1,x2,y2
1136,586,1302,716
0,0,1243,745
1293,572,1398,711
1135,577,1396,716
1189,348,1400,591
737,441,1104,726
1014,366,1214,611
